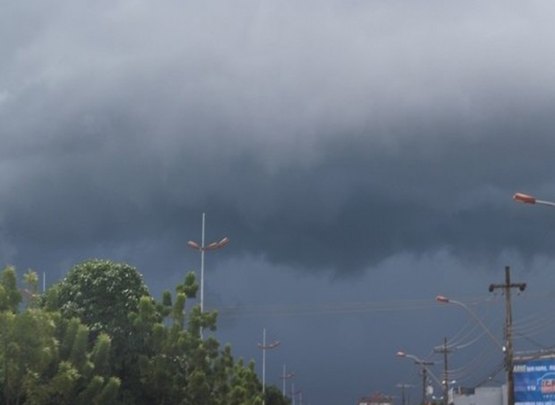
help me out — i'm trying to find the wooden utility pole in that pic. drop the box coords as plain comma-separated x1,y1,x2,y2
434,337,452,405
488,266,526,405
418,361,434,405
421,367,428,405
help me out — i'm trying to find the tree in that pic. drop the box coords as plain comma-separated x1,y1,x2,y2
133,275,264,405
0,267,120,405
265,385,291,405
22,270,39,308
43,260,150,402
44,259,150,342
0,266,22,313
40,260,286,405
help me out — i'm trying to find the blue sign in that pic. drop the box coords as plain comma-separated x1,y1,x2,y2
514,358,555,404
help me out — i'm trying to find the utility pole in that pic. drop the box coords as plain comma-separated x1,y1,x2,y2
397,352,434,405
489,265,526,405
420,366,432,405
415,360,434,405
434,337,452,405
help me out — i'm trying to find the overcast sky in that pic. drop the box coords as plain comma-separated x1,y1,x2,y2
4,1,555,403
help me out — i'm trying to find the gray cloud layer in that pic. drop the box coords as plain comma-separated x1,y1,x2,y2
3,1,555,273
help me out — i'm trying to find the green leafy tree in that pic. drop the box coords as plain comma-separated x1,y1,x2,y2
44,259,150,402
40,260,287,405
134,274,265,405
0,266,120,405
0,266,22,313
44,259,150,341
265,385,291,405
0,310,120,405
22,270,39,308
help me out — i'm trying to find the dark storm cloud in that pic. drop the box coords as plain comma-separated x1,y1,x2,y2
5,2,555,404
2,0,555,275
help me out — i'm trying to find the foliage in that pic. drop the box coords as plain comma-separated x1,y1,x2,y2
0,265,120,404
265,385,292,405
0,266,22,312
44,259,150,342
43,260,151,401
125,272,264,405
0,262,288,405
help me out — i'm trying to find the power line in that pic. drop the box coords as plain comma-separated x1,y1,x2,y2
215,297,490,319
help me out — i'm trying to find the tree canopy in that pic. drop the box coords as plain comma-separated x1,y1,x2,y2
0,259,288,405
44,259,150,341
0,265,120,405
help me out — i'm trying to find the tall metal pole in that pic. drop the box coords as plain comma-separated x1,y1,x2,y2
187,214,229,339
489,266,526,405
200,213,205,315
282,363,285,396
396,384,412,405
291,384,302,405
257,329,280,405
262,328,266,398
281,365,294,398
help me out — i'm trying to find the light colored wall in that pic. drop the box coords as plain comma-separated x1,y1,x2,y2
452,386,505,405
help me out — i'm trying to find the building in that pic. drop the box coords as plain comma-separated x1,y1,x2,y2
451,385,506,405
358,393,394,405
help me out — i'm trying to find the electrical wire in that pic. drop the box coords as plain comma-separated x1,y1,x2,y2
215,298,447,319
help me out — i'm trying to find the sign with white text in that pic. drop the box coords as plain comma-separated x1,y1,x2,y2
514,358,555,405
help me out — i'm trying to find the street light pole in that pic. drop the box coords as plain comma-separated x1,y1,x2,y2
291,384,302,405
200,213,205,313
435,295,503,349
396,384,413,405
187,213,229,338
257,328,280,405
397,351,435,405
280,364,295,397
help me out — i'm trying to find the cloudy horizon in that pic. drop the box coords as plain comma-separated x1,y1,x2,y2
4,1,555,403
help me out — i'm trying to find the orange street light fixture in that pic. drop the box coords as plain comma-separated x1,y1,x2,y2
513,192,555,207
187,236,230,251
